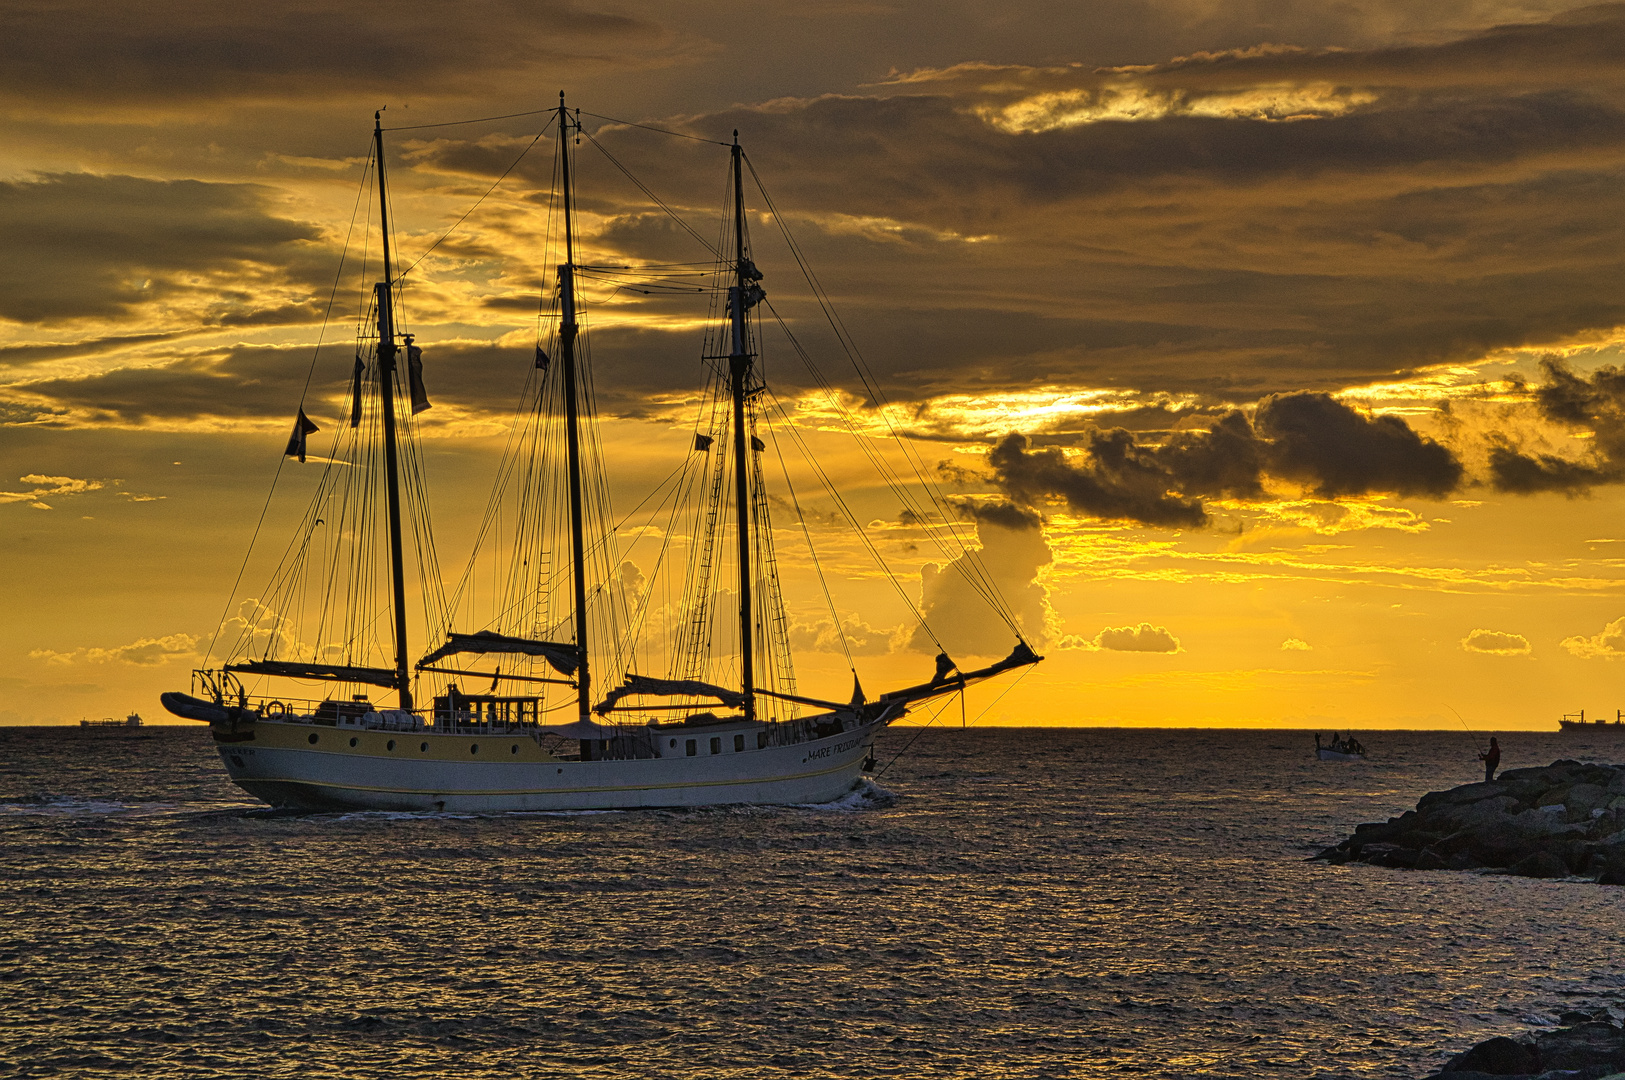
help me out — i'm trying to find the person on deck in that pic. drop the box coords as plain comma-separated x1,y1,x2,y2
1479,737,1501,783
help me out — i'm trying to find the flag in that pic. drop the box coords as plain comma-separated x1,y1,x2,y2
535,345,550,371
349,353,364,428
285,409,319,463
406,344,431,414
693,433,713,452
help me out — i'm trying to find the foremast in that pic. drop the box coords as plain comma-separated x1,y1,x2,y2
728,134,763,723
558,94,593,724
373,112,414,712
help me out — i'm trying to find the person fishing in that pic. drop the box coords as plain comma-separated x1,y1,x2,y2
1479,737,1501,782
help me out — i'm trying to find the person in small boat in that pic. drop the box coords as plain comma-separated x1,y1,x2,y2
1479,737,1501,782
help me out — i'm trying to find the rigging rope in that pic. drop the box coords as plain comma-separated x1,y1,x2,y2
397,116,555,281
580,128,722,259
205,139,373,668
743,153,1024,638
580,111,731,146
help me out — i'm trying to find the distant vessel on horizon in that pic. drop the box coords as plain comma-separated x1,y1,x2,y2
82,713,142,730
161,100,1039,811
1558,709,1625,734
1315,732,1366,761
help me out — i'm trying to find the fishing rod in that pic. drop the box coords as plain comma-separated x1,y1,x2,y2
1446,704,1488,751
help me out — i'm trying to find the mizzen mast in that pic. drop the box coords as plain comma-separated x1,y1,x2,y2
373,112,414,712
557,93,593,724
728,134,763,722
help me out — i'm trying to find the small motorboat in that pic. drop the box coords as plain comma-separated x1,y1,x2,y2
1315,732,1366,761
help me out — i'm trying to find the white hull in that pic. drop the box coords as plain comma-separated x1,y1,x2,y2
214,717,882,812
1316,748,1365,761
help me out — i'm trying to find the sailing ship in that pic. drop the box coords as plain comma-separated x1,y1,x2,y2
162,98,1040,811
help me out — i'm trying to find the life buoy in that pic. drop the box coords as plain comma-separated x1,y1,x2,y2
264,700,287,717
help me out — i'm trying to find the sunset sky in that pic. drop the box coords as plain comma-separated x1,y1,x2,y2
10,0,1625,729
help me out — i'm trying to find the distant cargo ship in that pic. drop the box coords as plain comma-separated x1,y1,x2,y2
81,713,142,729
1558,710,1625,734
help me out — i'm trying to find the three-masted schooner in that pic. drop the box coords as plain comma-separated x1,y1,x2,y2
163,98,1040,811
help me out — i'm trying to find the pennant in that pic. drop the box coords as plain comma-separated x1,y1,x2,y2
693,433,713,453
406,343,431,415
284,409,320,463
750,435,766,452
349,353,364,428
535,345,550,371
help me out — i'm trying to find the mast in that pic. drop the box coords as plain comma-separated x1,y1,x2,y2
728,135,757,722
373,113,413,712
558,93,592,723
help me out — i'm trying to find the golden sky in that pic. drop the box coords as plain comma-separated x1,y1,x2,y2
8,0,1625,728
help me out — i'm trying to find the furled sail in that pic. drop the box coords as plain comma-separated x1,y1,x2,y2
406,343,431,414
594,674,746,715
417,630,579,676
225,659,400,688
349,353,364,428
874,641,1042,708
284,409,320,463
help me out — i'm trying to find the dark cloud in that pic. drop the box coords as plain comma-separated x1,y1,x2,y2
0,173,326,324
1,327,712,429
985,393,1461,527
1254,391,1463,498
949,497,1043,532
0,1,664,107
1489,358,1625,493
989,431,1208,529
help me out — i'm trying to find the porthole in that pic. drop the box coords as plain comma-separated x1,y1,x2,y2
733,734,744,753
420,742,428,752
510,744,518,755
387,740,396,751
229,755,246,769
709,737,721,755
669,739,677,749
470,743,479,755
757,731,768,749
308,733,319,745
349,737,358,747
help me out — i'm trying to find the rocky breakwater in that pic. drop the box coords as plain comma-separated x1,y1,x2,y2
1426,1010,1625,1079
1313,759,1625,882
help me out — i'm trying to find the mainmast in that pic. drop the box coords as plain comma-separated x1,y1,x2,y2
728,135,758,723
557,94,592,723
373,113,414,712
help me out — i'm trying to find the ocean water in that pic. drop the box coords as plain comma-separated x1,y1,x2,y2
4,725,1624,1080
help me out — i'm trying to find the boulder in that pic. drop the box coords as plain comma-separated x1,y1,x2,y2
1533,1023,1625,1072
1599,868,1625,886
1437,1034,1540,1076
1508,850,1568,879
1432,795,1522,833
1419,780,1510,812
1536,784,1575,809
1566,783,1614,817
